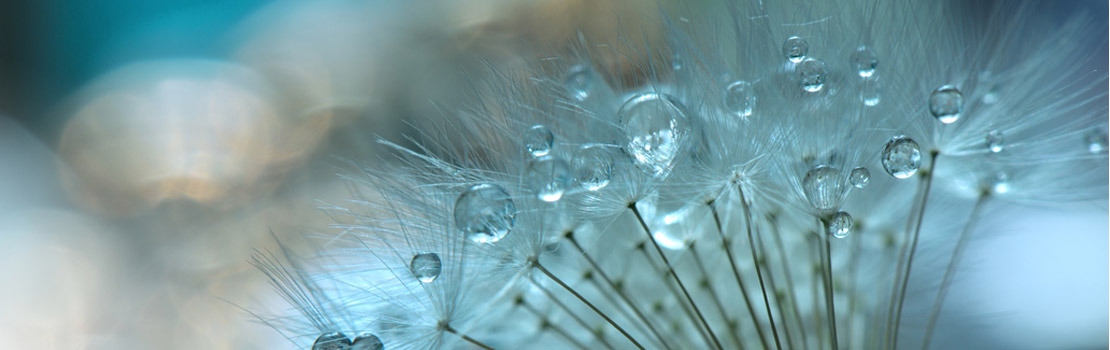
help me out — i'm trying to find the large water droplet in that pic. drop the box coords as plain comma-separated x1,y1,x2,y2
929,85,964,124
803,165,844,212
454,184,516,243
849,167,870,188
524,125,554,157
881,136,922,179
797,58,827,93
849,46,878,78
618,93,689,177
986,130,1004,153
565,65,594,100
1085,128,1108,153
313,332,353,350
860,76,881,106
724,80,755,118
826,211,853,239
352,333,384,350
410,253,442,283
783,36,809,63
525,155,571,202
573,144,614,191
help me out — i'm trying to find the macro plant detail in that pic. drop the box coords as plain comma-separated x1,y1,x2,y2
255,0,1108,349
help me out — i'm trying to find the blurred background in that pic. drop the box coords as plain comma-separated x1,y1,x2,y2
0,0,1104,349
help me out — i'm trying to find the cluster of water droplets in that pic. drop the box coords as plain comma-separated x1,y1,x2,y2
881,136,922,179
312,332,384,350
618,93,689,177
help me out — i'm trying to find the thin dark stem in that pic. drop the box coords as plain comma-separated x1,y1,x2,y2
921,194,989,350
709,200,772,350
532,276,616,349
892,153,940,348
737,185,784,350
629,204,725,350
769,214,809,349
635,248,713,344
535,262,646,350
444,324,495,350
883,175,927,347
752,218,796,350
566,234,671,349
519,299,590,350
818,224,840,350
690,243,746,350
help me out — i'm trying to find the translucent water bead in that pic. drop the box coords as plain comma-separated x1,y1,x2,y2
783,36,809,63
454,184,516,243
525,155,571,202
881,136,922,179
352,333,384,350
803,165,844,213
724,80,755,118
618,93,689,177
523,125,554,157
565,65,593,100
1085,128,1108,153
410,253,442,283
991,172,1011,194
797,58,827,93
929,85,964,124
861,77,881,106
849,167,870,188
313,332,353,350
826,211,853,239
572,144,614,191
849,46,878,78
986,130,1004,153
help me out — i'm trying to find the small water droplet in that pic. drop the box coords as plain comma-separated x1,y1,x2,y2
797,58,827,93
986,130,1004,153
454,184,516,243
992,172,1010,194
849,46,878,78
849,167,870,188
783,36,809,63
410,253,442,283
861,77,881,106
524,125,554,157
565,65,593,100
618,93,689,177
525,155,571,202
351,333,384,350
803,165,844,212
724,80,755,118
313,332,353,350
1084,128,1108,153
826,211,853,239
881,136,922,179
929,85,964,124
573,144,614,191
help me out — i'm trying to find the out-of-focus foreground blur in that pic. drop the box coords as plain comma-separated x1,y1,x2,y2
0,0,1105,349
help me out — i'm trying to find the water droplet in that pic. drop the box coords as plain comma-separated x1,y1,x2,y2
783,36,809,63
881,136,922,179
929,85,964,124
826,211,853,239
849,46,878,78
454,184,516,243
565,65,593,100
992,172,1010,194
410,253,442,283
573,144,614,191
724,80,755,118
849,167,870,188
797,58,827,93
860,76,881,106
803,165,844,212
351,333,384,350
525,155,571,202
618,93,689,177
986,130,1004,153
524,125,554,157
313,332,353,350
1084,128,1108,153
